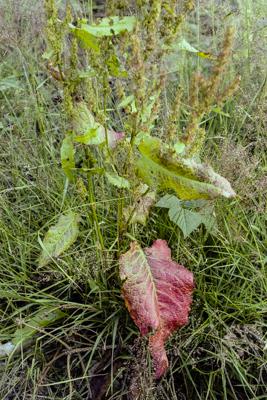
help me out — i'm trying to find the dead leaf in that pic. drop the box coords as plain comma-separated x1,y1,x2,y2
119,240,194,378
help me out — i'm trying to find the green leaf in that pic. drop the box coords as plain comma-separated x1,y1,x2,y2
137,136,236,200
12,307,65,346
174,141,186,154
72,102,96,135
157,194,216,237
107,54,128,77
175,38,198,53
78,16,136,37
106,172,130,189
60,136,75,181
72,103,105,145
38,212,80,267
212,107,230,117
157,195,202,237
0,307,66,357
118,95,135,109
72,102,124,148
118,95,137,113
70,25,100,52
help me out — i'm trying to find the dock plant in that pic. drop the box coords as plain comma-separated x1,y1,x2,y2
39,0,240,379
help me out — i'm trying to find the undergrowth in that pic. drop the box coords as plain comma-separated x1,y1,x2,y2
0,0,266,399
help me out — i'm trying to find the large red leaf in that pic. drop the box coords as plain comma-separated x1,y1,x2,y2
119,239,194,378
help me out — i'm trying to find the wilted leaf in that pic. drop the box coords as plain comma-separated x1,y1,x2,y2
61,135,75,181
156,194,216,237
106,172,130,189
137,136,236,200
78,16,136,38
120,240,194,378
38,212,80,267
124,184,156,225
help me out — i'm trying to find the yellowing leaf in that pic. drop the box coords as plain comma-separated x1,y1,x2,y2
38,212,80,267
137,136,236,200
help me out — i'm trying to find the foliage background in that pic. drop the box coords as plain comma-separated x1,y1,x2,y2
0,0,266,399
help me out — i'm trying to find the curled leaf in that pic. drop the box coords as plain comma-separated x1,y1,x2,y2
137,136,236,200
119,240,194,378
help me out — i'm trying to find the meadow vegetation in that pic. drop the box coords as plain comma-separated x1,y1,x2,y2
0,1,266,399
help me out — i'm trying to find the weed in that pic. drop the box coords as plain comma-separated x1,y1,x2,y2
0,0,266,399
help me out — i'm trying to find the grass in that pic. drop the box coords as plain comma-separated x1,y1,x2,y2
0,0,266,399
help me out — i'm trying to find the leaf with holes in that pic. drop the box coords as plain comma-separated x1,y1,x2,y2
38,212,80,267
119,240,194,378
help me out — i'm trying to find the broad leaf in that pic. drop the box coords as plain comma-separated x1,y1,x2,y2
120,240,194,378
61,135,75,181
71,25,100,52
163,40,215,74
78,16,136,38
73,102,124,148
137,136,236,200
106,172,130,189
157,194,216,237
38,212,80,267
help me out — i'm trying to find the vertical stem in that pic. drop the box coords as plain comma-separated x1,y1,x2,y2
117,190,124,255
88,0,93,23
87,174,105,264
